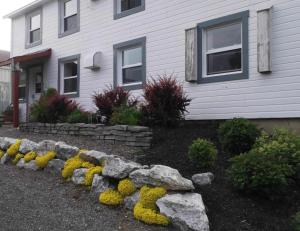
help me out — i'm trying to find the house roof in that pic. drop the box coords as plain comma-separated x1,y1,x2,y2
4,0,52,19
0,50,10,63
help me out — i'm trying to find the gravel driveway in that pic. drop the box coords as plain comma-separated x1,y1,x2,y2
0,127,172,231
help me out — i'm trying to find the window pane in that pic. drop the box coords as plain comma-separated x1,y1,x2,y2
207,49,241,75
19,75,26,85
207,22,241,50
64,15,77,32
64,78,77,93
123,47,142,66
64,0,77,17
121,0,141,12
122,66,142,84
19,87,26,100
30,14,40,30
30,29,41,43
64,61,77,77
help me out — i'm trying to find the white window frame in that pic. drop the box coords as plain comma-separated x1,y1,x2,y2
25,9,42,49
202,22,243,78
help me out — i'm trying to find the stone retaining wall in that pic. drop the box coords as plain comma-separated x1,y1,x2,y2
19,123,152,149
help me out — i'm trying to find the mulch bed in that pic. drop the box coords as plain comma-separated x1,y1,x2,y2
138,121,300,231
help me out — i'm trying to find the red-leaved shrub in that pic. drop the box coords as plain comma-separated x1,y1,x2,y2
92,86,137,123
142,74,191,127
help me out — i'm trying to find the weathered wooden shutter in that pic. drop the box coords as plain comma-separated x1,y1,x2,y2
185,27,197,82
257,8,272,73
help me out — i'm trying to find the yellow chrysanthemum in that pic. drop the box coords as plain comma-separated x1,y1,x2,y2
12,153,24,165
35,151,56,169
7,139,21,157
62,155,85,179
139,186,167,210
24,151,37,163
118,179,136,197
0,150,5,159
99,189,124,206
84,166,103,186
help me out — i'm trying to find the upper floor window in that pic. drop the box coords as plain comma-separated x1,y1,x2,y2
114,37,146,90
197,11,249,84
25,10,42,48
59,0,80,38
114,0,145,20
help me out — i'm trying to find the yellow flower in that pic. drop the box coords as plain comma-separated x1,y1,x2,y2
0,150,5,159
7,139,21,157
24,151,37,163
35,151,56,169
139,186,167,210
99,189,123,206
84,166,103,186
12,153,24,165
62,155,85,179
81,162,95,169
118,179,136,197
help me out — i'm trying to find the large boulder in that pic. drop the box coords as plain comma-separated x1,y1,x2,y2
19,139,38,154
0,153,11,164
157,193,209,231
24,160,39,171
91,175,112,195
79,150,109,165
192,173,214,186
0,137,17,150
72,168,88,185
34,140,56,155
55,142,79,160
102,156,142,179
130,165,194,191
124,191,140,210
45,159,65,175
16,158,26,168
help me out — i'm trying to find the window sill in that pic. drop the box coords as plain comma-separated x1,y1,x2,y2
58,27,80,38
114,5,145,20
25,40,42,49
198,72,248,84
62,92,79,98
118,82,143,91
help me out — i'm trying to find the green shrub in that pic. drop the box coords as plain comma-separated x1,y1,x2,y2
66,109,89,124
228,129,300,194
110,105,142,126
218,118,260,156
291,212,300,231
188,138,217,169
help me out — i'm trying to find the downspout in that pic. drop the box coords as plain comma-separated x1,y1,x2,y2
11,60,20,128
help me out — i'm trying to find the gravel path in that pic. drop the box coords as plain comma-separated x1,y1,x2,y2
0,128,172,231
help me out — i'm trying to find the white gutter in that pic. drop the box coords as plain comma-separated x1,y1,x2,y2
4,0,52,19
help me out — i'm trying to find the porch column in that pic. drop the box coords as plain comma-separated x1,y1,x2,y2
12,68,20,128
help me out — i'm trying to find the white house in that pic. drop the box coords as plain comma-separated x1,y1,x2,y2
0,50,11,114
1,0,300,126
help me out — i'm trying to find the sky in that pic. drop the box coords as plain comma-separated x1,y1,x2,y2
0,0,33,51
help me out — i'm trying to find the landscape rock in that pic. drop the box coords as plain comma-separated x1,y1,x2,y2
157,193,209,231
91,175,112,195
192,173,214,186
72,168,88,185
130,165,194,191
16,158,26,168
0,153,10,164
102,156,142,179
0,137,16,150
45,159,65,175
55,142,79,160
34,140,56,155
19,139,38,154
24,160,39,171
79,150,109,165
124,191,140,210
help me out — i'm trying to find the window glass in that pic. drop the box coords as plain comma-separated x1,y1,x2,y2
19,74,26,101
123,47,142,66
64,15,77,32
207,22,241,50
64,78,77,93
122,66,142,84
121,0,141,12
62,60,78,94
30,14,40,31
30,29,41,43
64,0,77,17
207,49,241,75
64,61,78,77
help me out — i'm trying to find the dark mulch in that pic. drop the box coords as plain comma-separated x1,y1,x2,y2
138,121,300,231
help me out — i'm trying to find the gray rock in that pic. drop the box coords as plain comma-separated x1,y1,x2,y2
192,173,214,186
45,159,65,175
0,137,17,150
19,139,38,154
55,142,79,160
24,160,39,171
34,140,56,155
102,156,142,179
124,191,140,210
157,193,210,231
79,150,109,165
130,165,194,191
0,153,11,164
91,175,112,195
72,168,88,185
16,158,26,168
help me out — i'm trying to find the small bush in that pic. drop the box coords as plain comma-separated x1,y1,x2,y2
35,151,56,169
84,166,103,186
12,153,24,165
93,86,137,123
142,74,191,127
118,179,136,197
291,212,300,231
218,118,260,156
110,105,142,126
99,189,124,206
7,139,21,158
66,109,89,124
228,129,300,194
188,138,217,169
24,151,38,163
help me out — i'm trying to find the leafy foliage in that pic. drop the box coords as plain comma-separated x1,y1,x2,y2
66,109,90,124
228,129,300,195
188,138,217,169
142,74,191,127
110,105,142,126
291,212,300,231
218,118,261,156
